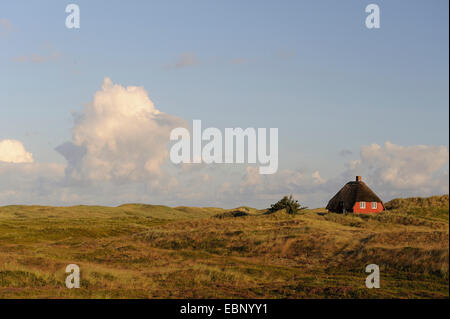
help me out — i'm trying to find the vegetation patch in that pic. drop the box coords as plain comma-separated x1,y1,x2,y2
0,195,448,298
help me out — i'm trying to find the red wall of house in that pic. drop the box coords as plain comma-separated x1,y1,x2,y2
353,201,384,213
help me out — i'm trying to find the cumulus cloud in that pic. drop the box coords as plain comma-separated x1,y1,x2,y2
238,166,325,199
0,162,65,205
56,77,185,183
0,139,66,205
312,170,326,184
241,166,262,187
231,141,449,208
342,141,449,197
1,80,447,210
0,139,34,163
1,78,188,206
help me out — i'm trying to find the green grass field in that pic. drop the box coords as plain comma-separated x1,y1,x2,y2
0,196,448,298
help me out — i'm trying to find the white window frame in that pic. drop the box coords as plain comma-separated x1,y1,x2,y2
360,201,366,209
371,202,377,209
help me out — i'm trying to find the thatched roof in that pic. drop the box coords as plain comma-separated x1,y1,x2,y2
326,179,382,212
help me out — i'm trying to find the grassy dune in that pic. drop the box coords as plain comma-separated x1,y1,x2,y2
0,196,448,298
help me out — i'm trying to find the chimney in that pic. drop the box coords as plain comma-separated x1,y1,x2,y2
356,176,362,182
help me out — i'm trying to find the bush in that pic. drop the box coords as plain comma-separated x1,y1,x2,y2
266,195,307,214
214,210,249,219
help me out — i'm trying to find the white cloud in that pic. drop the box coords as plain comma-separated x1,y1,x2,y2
1,80,447,211
342,141,449,197
0,139,34,163
238,166,324,201
312,170,326,184
241,166,262,187
232,141,449,208
0,162,65,205
56,77,185,183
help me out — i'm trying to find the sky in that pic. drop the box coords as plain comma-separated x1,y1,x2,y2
0,0,448,208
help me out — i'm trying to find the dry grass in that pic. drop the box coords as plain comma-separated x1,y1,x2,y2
0,196,448,299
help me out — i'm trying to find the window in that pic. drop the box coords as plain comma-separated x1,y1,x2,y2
371,202,377,209
360,201,366,209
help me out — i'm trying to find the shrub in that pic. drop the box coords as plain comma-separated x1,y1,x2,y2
267,195,307,214
214,210,249,219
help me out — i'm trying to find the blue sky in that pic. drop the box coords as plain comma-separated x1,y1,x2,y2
0,1,448,208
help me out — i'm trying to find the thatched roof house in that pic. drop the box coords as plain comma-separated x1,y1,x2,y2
326,176,384,213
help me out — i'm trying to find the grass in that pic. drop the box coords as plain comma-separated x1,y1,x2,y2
0,196,448,298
